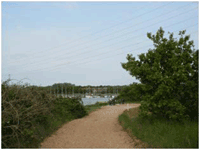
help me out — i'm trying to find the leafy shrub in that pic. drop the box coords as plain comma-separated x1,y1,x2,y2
2,80,87,148
117,83,144,103
53,97,87,119
122,27,198,121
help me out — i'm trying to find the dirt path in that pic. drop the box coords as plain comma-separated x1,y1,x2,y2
40,103,140,148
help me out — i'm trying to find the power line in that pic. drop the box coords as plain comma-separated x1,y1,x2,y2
15,2,191,67
11,8,198,73
3,4,198,86
9,5,198,71
50,29,197,69
7,2,173,64
49,30,198,71
75,30,199,67
38,24,199,71
11,2,192,68
46,13,198,69
12,22,198,75
13,24,198,74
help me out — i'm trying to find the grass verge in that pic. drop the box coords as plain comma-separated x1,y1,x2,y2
84,101,108,113
118,106,198,148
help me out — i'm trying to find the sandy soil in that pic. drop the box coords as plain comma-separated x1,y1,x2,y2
40,103,140,148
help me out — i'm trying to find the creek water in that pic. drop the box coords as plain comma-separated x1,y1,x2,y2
81,98,109,106
56,94,111,106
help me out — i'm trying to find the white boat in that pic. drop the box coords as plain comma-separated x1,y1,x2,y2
85,95,92,98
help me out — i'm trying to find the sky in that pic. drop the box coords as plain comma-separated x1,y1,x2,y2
1,1,199,86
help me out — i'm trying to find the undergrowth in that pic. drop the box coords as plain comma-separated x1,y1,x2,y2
118,107,198,148
2,80,87,148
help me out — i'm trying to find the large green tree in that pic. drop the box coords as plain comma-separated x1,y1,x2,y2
122,27,198,121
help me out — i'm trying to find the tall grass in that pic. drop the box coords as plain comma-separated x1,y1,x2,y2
118,107,198,148
2,80,87,148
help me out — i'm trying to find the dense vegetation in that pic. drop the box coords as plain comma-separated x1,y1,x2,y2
118,27,198,148
115,83,144,103
119,107,198,148
2,80,87,148
33,83,128,95
121,27,198,121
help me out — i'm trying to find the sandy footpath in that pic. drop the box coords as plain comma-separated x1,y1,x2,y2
40,103,140,148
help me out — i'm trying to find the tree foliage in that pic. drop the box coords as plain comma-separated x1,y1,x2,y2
117,83,144,102
122,27,198,121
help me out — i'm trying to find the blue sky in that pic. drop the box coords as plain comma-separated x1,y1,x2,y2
2,1,199,86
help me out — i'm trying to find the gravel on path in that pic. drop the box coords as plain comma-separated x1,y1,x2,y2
40,103,140,148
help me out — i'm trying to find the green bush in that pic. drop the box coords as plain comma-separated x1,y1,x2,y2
53,97,87,119
122,27,198,121
117,83,144,103
2,80,87,148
